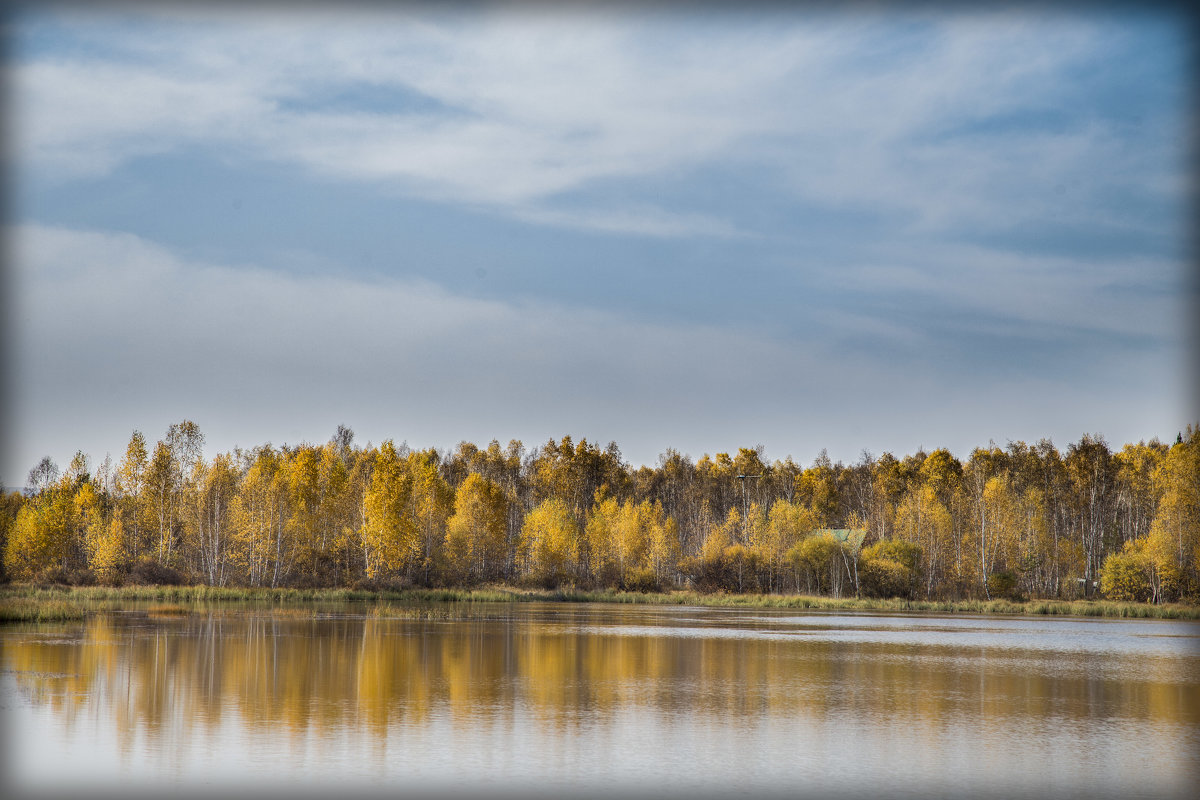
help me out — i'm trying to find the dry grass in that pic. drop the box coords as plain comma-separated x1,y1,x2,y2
0,596,90,622
2,583,1196,621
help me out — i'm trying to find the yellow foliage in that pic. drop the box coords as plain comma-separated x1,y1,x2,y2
701,507,739,563
758,500,814,564
787,532,850,597
445,474,508,580
520,498,579,585
585,495,621,579
4,506,47,579
1100,548,1152,602
893,484,951,596
1148,435,1200,596
86,508,125,582
230,448,287,587
360,441,419,579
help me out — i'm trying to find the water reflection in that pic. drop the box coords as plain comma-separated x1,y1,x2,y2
2,604,1198,799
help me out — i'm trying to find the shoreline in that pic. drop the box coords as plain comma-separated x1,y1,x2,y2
2,583,1197,622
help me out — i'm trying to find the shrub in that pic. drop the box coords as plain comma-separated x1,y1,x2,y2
681,549,762,594
861,539,922,572
787,535,850,596
622,567,661,593
859,557,913,599
857,539,923,599
128,558,187,586
987,570,1021,600
351,575,410,594
1100,551,1152,602
35,566,96,587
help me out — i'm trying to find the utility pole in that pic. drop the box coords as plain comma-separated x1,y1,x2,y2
736,474,761,544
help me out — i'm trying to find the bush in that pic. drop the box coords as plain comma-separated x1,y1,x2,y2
787,535,843,595
35,566,96,587
1100,552,1152,602
128,558,187,586
859,557,913,599
861,540,922,572
681,549,762,594
622,567,661,593
987,570,1021,600
351,575,411,593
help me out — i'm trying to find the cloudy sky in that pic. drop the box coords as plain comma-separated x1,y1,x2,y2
3,2,1194,484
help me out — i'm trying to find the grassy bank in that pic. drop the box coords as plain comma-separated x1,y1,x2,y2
538,588,1200,619
0,593,92,622
2,583,1197,621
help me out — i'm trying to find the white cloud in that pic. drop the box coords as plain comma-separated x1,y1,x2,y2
11,7,1184,237
5,8,1189,481
5,223,822,476
7,223,1186,481
824,240,1183,344
511,205,750,239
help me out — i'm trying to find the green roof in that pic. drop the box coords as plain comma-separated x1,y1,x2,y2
814,528,867,551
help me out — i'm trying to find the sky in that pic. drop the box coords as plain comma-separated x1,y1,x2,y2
2,2,1195,485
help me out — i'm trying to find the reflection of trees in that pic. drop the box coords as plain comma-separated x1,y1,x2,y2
4,612,1196,752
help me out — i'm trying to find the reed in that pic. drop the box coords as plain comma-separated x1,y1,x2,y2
143,603,193,617
369,602,511,621
2,583,1196,620
0,596,90,622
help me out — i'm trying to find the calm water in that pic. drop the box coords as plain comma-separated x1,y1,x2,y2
2,603,1197,800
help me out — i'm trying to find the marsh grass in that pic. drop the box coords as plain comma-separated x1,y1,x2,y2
1,583,1196,621
369,602,511,621
0,596,90,622
143,603,193,617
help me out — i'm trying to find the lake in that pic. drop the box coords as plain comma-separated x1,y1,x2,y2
2,602,1197,800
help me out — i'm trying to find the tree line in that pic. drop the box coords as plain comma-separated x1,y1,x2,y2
2,423,1197,602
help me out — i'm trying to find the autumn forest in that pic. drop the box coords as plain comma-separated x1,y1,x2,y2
3,424,1198,604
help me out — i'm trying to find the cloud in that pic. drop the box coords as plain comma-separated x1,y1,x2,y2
510,205,750,239
6,8,1189,481
7,223,1187,481
4,223,817,475
11,7,1184,239
822,239,1183,344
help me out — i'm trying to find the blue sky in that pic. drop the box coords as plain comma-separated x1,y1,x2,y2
4,3,1193,483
